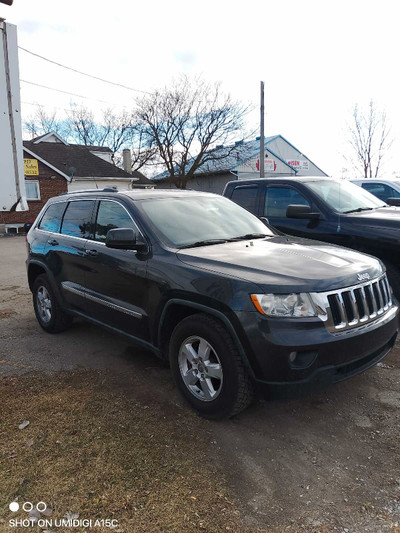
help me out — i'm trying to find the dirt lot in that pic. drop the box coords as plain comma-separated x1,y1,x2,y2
1,236,400,532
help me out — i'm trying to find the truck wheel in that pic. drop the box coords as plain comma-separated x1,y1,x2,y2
169,313,254,419
384,261,400,303
32,275,73,333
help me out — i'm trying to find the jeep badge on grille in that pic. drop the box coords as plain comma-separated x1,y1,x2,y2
357,272,370,282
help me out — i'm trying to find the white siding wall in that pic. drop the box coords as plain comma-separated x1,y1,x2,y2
235,137,326,179
155,174,235,195
68,179,132,192
266,137,326,176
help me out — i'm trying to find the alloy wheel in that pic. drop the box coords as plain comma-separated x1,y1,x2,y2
36,285,52,323
178,336,223,401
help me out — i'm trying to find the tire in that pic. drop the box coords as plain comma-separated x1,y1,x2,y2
384,261,400,303
169,313,254,419
32,274,73,333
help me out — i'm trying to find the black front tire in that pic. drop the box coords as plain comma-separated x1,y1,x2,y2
32,275,73,333
169,313,254,419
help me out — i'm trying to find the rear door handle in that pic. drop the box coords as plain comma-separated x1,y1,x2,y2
48,239,59,246
85,249,98,256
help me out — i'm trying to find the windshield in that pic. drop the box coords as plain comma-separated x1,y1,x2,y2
139,195,274,248
306,180,386,213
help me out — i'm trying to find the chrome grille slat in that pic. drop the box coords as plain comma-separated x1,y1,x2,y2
373,282,383,314
349,289,360,323
369,284,378,316
358,286,369,320
380,278,389,309
310,274,393,333
336,293,347,326
385,277,392,305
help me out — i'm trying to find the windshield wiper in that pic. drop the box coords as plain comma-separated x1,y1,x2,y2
179,239,228,249
343,207,375,214
179,233,269,249
227,233,269,241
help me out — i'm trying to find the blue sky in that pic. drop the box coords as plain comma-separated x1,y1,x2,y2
3,0,400,178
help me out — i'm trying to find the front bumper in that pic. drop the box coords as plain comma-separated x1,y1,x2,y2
235,304,399,394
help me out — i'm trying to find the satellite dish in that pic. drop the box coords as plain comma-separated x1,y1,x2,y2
68,166,76,178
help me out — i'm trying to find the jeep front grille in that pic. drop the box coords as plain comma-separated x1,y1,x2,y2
311,274,393,333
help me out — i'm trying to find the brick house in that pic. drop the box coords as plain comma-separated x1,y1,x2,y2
0,132,152,234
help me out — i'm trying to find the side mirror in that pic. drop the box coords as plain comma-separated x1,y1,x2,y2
386,197,400,207
105,228,147,251
23,222,33,233
259,216,270,225
286,204,320,219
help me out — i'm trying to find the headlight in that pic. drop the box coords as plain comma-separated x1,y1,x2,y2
250,293,317,317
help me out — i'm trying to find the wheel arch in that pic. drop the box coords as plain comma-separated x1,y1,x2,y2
27,260,63,303
27,261,48,292
158,299,256,379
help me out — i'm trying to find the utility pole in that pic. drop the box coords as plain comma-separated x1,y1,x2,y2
260,81,265,179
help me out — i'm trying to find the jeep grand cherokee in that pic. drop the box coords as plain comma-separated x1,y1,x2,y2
26,189,399,418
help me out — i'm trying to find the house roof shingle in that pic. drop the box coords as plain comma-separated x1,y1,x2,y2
23,139,151,184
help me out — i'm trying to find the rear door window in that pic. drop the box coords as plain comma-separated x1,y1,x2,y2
60,200,95,238
94,201,139,242
230,185,259,213
38,202,67,233
264,187,310,217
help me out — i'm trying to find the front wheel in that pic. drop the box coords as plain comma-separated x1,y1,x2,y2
169,314,254,419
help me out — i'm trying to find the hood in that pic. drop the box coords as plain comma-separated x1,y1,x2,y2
343,207,400,229
177,236,383,293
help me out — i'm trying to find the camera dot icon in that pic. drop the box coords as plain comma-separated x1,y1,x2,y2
9,502,19,512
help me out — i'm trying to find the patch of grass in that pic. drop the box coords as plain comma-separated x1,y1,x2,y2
0,370,246,532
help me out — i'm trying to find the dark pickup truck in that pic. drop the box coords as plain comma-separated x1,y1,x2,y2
224,177,400,298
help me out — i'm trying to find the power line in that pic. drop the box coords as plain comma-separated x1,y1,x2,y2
18,46,151,95
20,79,121,105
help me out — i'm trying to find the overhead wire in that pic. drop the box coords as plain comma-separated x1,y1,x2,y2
18,46,151,94
20,80,124,105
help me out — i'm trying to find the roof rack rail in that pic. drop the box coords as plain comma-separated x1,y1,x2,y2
59,187,118,196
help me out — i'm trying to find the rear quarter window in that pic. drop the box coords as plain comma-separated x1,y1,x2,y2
230,185,259,213
38,202,67,233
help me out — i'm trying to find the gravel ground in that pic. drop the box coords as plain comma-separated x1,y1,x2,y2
1,236,400,532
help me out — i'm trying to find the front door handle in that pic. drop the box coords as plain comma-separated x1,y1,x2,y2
48,239,59,246
85,249,98,256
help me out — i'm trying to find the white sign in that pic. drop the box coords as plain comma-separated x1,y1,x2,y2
286,159,309,171
256,159,277,172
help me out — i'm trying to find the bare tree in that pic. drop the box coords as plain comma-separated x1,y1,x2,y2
135,76,252,188
23,104,155,171
67,106,105,147
24,106,70,140
346,100,392,178
67,107,134,152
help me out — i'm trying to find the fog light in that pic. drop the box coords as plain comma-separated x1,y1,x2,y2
289,350,318,369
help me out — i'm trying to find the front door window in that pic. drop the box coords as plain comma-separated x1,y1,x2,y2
264,187,310,218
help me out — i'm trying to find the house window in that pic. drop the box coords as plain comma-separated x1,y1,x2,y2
25,181,40,201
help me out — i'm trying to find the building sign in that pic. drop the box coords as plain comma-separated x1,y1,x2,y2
286,159,309,171
24,158,39,176
256,159,277,172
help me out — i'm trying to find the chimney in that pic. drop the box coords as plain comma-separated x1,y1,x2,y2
122,149,132,174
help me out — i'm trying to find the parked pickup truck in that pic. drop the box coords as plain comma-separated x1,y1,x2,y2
27,188,398,418
224,177,400,298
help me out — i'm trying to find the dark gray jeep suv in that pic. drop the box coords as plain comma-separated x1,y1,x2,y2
26,188,399,418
